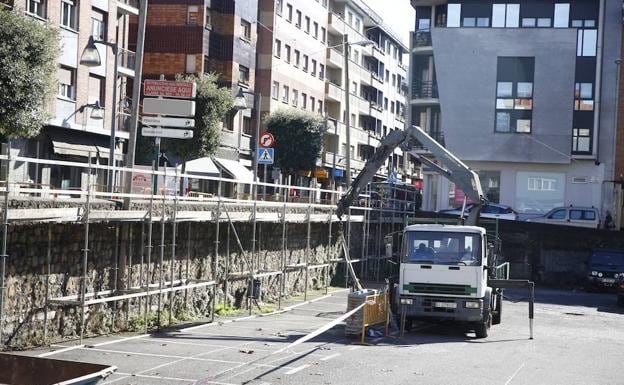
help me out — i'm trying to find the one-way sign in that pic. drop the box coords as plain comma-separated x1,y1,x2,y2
258,148,274,165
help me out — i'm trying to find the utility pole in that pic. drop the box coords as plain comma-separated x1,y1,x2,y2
123,0,149,208
343,34,352,188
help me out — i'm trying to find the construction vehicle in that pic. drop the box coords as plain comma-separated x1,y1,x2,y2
337,125,534,339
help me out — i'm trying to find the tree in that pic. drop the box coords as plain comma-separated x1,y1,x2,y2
265,109,326,180
0,8,59,138
137,73,234,167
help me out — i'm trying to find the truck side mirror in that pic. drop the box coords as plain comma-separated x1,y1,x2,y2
385,235,393,260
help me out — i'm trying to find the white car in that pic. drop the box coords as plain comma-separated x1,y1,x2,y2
526,206,600,229
438,203,519,221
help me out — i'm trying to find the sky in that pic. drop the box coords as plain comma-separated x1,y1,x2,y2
366,0,415,47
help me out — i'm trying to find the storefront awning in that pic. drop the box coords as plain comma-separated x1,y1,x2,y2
49,129,123,160
180,157,220,176
212,157,254,183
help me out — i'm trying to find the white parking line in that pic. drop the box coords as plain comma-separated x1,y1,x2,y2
320,353,341,361
349,345,362,351
504,362,526,385
112,372,197,383
38,344,84,357
285,364,310,375
93,333,150,347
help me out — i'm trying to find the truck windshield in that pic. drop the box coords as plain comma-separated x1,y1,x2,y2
403,231,482,266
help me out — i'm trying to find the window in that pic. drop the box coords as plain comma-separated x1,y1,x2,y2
528,177,557,191
27,0,46,18
537,18,551,27
303,55,309,72
385,70,389,82
319,64,325,79
239,65,249,85
294,50,300,67
317,100,322,114
310,96,315,111
286,3,292,22
58,66,75,100
574,83,593,111
384,97,388,110
292,89,298,106
285,44,291,63
243,117,253,136
548,209,566,219
347,11,353,25
392,74,396,87
276,0,283,15
185,54,196,73
447,3,461,27
311,59,317,76
296,10,302,27
302,93,307,109
355,18,361,32
61,0,77,30
91,10,106,41
272,81,279,99
282,85,289,103
274,39,281,57
351,81,357,94
205,8,212,28
187,5,199,25
241,19,251,40
495,57,535,133
521,18,536,27
305,16,310,33
321,27,326,43
390,101,395,113
572,128,591,153
313,22,318,39
577,29,597,57
492,4,519,28
554,4,570,28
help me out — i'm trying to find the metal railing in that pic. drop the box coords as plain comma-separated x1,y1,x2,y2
118,48,136,72
117,0,139,8
412,80,439,99
413,30,432,48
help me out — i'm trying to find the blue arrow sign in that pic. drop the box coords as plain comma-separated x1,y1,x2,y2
258,148,274,165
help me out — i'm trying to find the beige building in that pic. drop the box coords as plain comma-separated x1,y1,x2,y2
4,0,137,190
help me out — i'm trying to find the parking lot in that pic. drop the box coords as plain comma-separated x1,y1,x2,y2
21,287,624,385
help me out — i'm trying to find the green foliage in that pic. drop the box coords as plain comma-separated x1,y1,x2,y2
162,73,234,163
214,304,241,316
0,8,59,138
265,109,326,174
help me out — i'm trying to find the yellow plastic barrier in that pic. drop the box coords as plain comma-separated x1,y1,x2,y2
359,292,390,344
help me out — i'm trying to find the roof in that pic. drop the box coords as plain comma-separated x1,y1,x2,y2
404,224,486,234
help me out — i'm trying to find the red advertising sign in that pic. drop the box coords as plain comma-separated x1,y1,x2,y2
144,80,197,99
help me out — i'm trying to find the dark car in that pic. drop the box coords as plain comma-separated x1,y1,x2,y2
586,249,624,291
617,277,624,306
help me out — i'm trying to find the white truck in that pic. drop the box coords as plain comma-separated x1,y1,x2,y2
337,125,528,339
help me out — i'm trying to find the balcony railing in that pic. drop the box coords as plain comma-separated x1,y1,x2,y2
412,80,439,99
117,0,139,9
118,48,136,72
413,30,432,48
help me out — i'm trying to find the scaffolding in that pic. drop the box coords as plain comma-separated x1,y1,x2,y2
0,152,417,346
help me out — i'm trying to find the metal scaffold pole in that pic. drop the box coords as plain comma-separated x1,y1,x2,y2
126,224,133,326
157,165,167,328
224,221,230,309
304,191,312,301
111,224,120,332
43,225,52,344
184,222,191,308
169,168,179,326
278,192,287,309
249,195,257,315
212,198,220,322
326,207,333,295
144,161,155,333
0,142,10,345
79,155,93,344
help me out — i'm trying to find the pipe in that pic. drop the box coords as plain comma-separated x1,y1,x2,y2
0,142,10,345
593,0,605,164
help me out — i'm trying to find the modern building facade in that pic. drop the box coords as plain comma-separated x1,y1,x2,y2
257,0,412,187
410,0,622,223
140,0,258,165
4,0,137,190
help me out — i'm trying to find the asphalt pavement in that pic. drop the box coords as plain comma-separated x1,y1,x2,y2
18,287,624,385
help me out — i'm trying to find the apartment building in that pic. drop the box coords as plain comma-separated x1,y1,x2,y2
4,0,137,190
139,0,258,167
324,0,410,186
410,0,622,223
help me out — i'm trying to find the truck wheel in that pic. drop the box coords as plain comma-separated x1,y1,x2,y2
475,312,491,338
492,295,502,325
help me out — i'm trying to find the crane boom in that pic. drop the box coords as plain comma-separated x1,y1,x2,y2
336,125,487,225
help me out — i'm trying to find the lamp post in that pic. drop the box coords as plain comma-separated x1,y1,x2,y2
342,35,374,188
233,87,262,199
80,36,119,193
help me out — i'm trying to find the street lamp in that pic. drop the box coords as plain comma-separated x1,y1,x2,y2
233,87,262,199
80,36,119,193
343,35,374,188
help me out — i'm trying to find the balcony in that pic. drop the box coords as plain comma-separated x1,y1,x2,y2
411,80,440,106
412,30,432,54
371,72,383,88
369,101,383,120
326,47,343,68
325,81,343,102
117,48,135,77
411,131,446,154
372,44,385,61
328,13,346,34
116,0,139,15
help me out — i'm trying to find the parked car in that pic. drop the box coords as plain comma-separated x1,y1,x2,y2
617,276,624,306
526,206,600,229
437,203,518,221
585,249,624,292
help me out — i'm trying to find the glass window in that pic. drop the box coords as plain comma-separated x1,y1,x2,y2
517,82,533,98
572,128,591,153
549,209,566,219
276,0,283,15
305,16,310,33
286,3,292,22
296,10,301,27
579,29,597,57
302,93,307,109
554,4,570,28
274,39,281,57
294,50,300,67
243,116,252,135
537,18,551,27
584,210,596,220
284,44,291,62
61,0,76,29
462,17,476,27
239,65,249,85
521,18,536,27
241,19,251,40
313,21,318,38
514,99,533,110
282,85,289,103
571,19,583,27
292,89,298,106
476,18,489,27
403,232,482,266
506,4,519,27
185,54,196,73
321,27,326,43
496,99,514,109
58,67,75,100
496,112,511,132
447,3,461,27
187,5,199,25
492,4,506,28
569,210,583,220
516,119,531,133
28,0,46,18
91,10,106,41
272,81,279,99
303,55,308,71
497,82,513,97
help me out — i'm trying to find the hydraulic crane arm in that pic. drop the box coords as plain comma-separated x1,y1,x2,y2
336,125,487,226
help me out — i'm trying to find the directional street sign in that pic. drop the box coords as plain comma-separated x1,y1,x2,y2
144,80,197,99
258,148,274,165
143,98,196,117
142,127,194,139
259,132,275,148
142,116,195,128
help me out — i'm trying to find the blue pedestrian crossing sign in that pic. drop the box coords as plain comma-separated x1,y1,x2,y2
258,148,274,165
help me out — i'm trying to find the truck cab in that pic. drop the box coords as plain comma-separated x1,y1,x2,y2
396,224,498,337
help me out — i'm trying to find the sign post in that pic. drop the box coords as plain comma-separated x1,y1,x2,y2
257,132,274,197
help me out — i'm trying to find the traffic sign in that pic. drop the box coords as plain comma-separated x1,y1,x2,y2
259,132,275,148
144,80,197,98
142,127,194,139
142,116,195,128
143,98,196,117
258,148,274,165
